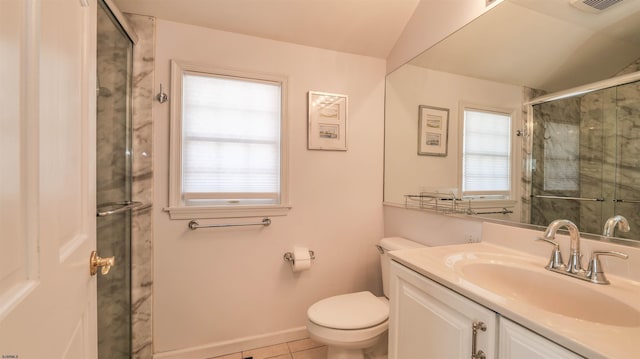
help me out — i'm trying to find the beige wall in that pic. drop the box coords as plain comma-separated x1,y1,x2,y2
383,205,483,245
153,19,386,356
386,0,499,74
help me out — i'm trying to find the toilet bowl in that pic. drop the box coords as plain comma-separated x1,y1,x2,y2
307,291,388,359
306,237,425,359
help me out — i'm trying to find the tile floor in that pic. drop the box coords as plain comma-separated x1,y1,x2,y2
209,338,327,359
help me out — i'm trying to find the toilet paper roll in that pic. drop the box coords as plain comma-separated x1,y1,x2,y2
291,246,312,272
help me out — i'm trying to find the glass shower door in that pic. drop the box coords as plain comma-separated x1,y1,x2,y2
530,79,640,239
96,1,134,358
529,89,613,234
613,80,640,239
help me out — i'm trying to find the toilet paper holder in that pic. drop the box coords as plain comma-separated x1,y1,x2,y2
283,250,315,263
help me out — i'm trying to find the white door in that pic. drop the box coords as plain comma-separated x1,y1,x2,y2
0,0,99,358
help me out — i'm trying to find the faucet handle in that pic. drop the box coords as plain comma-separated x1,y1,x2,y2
536,237,564,270
586,251,629,284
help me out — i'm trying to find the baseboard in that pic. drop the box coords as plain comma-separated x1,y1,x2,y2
152,326,308,359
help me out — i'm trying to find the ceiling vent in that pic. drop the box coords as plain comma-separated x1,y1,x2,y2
570,0,624,13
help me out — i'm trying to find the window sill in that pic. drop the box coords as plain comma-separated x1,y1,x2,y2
164,204,292,220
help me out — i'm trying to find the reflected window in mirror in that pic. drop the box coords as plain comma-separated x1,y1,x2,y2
461,107,512,200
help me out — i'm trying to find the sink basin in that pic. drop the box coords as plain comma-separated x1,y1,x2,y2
458,261,640,327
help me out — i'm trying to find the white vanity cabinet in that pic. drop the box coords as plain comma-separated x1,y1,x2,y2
388,262,497,358
389,261,584,359
499,318,583,359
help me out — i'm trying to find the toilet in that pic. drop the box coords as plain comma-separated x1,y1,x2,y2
306,237,425,359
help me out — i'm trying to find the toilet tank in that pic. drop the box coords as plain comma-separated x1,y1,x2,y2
378,237,426,297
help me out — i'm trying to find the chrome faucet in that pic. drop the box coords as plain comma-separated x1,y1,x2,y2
603,215,630,237
542,219,583,274
537,219,629,284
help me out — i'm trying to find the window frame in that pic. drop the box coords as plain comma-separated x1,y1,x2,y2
166,60,290,219
458,103,518,204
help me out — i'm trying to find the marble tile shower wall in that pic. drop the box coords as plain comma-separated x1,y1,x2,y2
522,60,640,228
611,80,640,239
96,7,133,359
579,88,616,235
530,96,582,227
520,87,546,224
126,13,155,359
528,61,640,239
96,11,155,358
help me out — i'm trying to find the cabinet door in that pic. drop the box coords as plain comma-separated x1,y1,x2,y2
499,318,584,359
389,261,497,359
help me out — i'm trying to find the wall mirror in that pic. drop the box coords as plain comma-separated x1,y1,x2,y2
384,0,640,241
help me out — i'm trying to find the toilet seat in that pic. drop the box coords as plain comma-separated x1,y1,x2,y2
307,291,388,330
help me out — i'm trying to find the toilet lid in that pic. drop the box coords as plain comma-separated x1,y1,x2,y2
307,291,388,330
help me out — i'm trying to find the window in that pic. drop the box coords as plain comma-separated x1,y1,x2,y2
461,107,512,199
167,61,289,219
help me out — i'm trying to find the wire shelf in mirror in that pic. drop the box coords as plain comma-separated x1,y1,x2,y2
405,191,515,216
404,191,469,215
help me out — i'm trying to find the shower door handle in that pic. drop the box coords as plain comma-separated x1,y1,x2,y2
90,251,115,276
96,200,144,217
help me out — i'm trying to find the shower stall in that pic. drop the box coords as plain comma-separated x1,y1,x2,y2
96,1,137,357
529,74,640,240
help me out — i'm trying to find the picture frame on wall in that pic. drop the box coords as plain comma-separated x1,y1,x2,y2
418,105,449,156
308,91,348,151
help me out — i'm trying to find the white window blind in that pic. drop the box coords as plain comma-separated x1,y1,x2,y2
462,108,511,197
181,72,282,206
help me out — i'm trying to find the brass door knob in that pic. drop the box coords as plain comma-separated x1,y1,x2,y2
90,251,115,276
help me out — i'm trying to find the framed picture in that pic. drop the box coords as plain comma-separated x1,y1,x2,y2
308,91,348,151
418,105,449,156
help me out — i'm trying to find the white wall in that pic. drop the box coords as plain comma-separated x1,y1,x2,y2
386,0,500,73
153,19,386,356
384,205,483,246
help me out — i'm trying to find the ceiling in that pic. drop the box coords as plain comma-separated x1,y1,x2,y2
111,0,420,58
409,0,640,92
111,0,640,91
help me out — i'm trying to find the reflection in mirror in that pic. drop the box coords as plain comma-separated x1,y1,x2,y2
384,0,640,241
529,78,640,240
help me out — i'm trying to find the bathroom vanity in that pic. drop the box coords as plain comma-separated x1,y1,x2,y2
386,223,640,359
389,261,581,358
